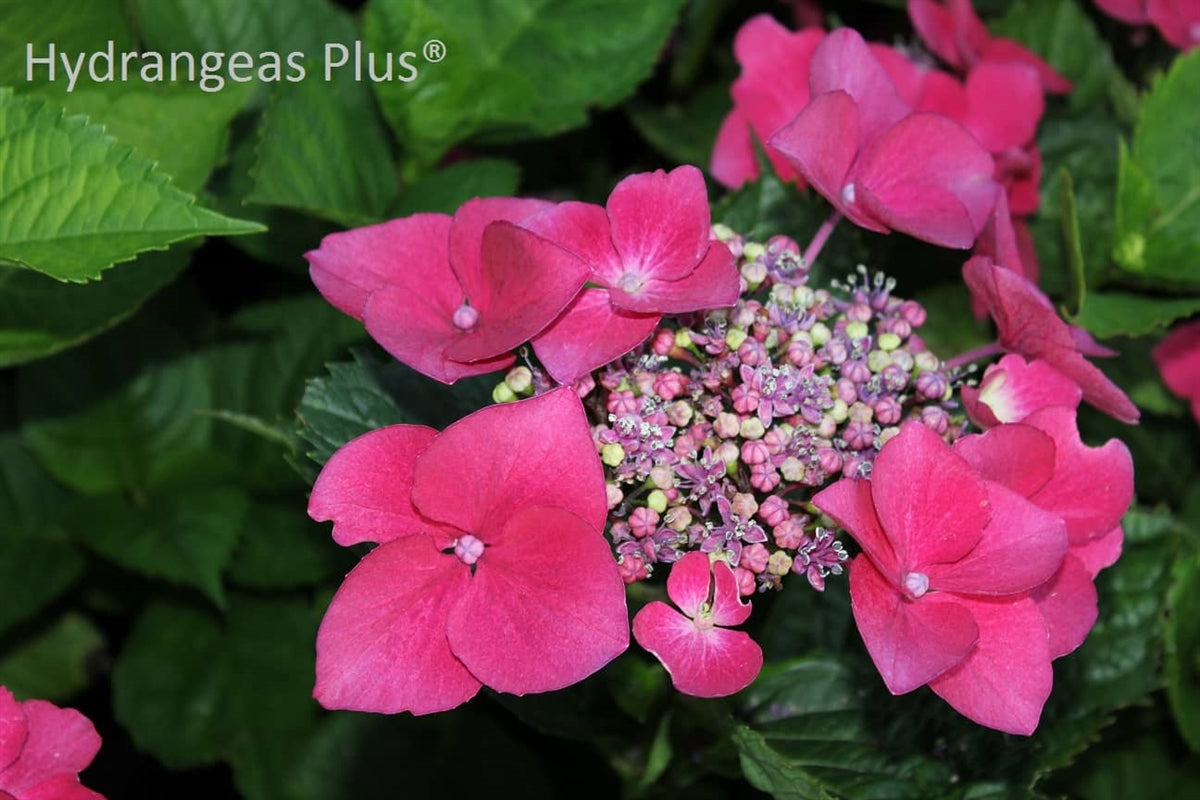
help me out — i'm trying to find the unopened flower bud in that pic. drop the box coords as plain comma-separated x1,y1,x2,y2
915,370,947,401
492,383,517,403
899,300,927,326
737,338,767,366
725,328,748,350
889,349,914,372
665,400,693,427
606,483,623,509
757,495,789,526
741,543,770,573
629,507,660,538
844,420,875,450
740,417,766,440
504,366,533,394
848,401,873,423
741,259,768,287
810,322,831,346
650,328,675,355
646,489,669,513
829,398,849,423
715,441,740,469
714,412,741,439
867,350,892,372
617,554,649,584
779,456,805,482
842,359,871,383
607,390,638,415
649,464,674,489
847,302,872,323
601,443,625,466
674,329,693,349
873,396,902,425
817,415,837,438
835,378,857,404
878,426,900,446
741,439,771,465
773,518,807,549
664,506,692,531
914,351,940,373
767,550,793,576
817,446,842,475
750,462,781,492
920,406,950,435
845,321,869,341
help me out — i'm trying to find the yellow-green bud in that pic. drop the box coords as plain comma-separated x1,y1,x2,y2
878,332,901,351
830,398,849,423
711,223,735,242
492,383,517,403
767,550,793,576
674,329,693,349
742,242,765,262
740,417,766,440
810,322,831,346
601,443,625,466
725,328,749,350
505,365,533,394
867,350,892,373
646,490,668,513
846,321,870,340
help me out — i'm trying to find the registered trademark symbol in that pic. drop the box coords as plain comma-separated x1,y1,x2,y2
424,39,446,62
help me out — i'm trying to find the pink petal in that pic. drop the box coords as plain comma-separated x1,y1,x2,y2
1074,525,1124,577
869,422,989,571
769,92,887,233
854,113,998,248
807,28,911,140
531,289,660,385
1030,554,1099,659
610,242,740,314
979,38,1073,93
632,602,763,698
709,558,754,627
0,701,100,795
925,479,1068,596
447,506,628,696
1006,151,1043,216
412,389,607,534
908,0,966,68
442,222,591,363
313,536,480,715
664,551,714,619
22,776,106,800
1094,0,1150,23
308,425,446,547
0,688,26,774
849,555,979,695
1148,0,1200,48
929,595,1053,735
523,201,623,280
606,166,712,283
710,108,759,189
1022,407,1135,545
1154,319,1200,399
960,354,1082,427
363,286,515,384
952,422,1057,498
306,214,454,322
870,43,940,109
447,197,554,307
962,63,1044,153
811,478,900,580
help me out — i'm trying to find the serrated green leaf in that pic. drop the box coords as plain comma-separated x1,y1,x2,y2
0,245,191,368
67,486,249,606
0,89,261,282
391,157,522,216
0,0,135,89
296,353,409,467
0,613,104,703
113,596,321,799
1167,552,1200,751
1114,50,1200,287
992,0,1116,109
248,78,397,226
1074,293,1200,339
365,0,687,165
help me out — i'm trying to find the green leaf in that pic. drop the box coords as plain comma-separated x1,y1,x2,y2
248,78,397,226
364,0,687,165
733,657,955,800
1074,292,1200,339
1059,170,1087,318
913,281,992,361
0,245,191,367
226,502,351,590
626,83,730,169
992,0,1116,109
0,89,261,282
1113,50,1200,287
67,487,249,606
0,0,136,88
1167,552,1200,752
1031,506,1176,775
295,353,409,468
0,535,85,637
391,157,522,216
0,613,104,703
113,596,321,799
18,301,214,495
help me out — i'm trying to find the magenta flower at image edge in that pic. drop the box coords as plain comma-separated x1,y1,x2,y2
0,686,105,800
307,388,629,715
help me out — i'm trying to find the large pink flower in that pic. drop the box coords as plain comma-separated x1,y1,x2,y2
812,422,1069,735
306,197,590,384
963,255,1141,424
907,0,1073,91
632,552,764,697
1094,0,1200,49
527,166,739,384
710,15,826,189
309,389,629,714
0,687,104,800
769,28,998,249
1154,318,1200,422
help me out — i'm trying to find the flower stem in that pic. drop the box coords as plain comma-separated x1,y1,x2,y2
943,341,1005,371
803,210,843,267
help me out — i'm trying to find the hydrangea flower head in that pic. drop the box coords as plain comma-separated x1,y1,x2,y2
632,552,764,697
309,389,629,714
0,686,104,800
306,197,590,384
812,422,1069,734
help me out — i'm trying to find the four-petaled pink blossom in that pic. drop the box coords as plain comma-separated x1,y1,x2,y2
812,422,1069,735
0,686,105,800
769,28,998,249
963,256,1141,424
710,14,826,189
306,197,590,384
527,166,739,384
309,389,629,715
632,552,764,697
907,0,1074,91
1154,319,1200,423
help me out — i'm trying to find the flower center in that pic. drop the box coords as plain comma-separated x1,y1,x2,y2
618,271,645,294
454,533,485,565
903,571,929,599
840,183,857,205
452,302,480,331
